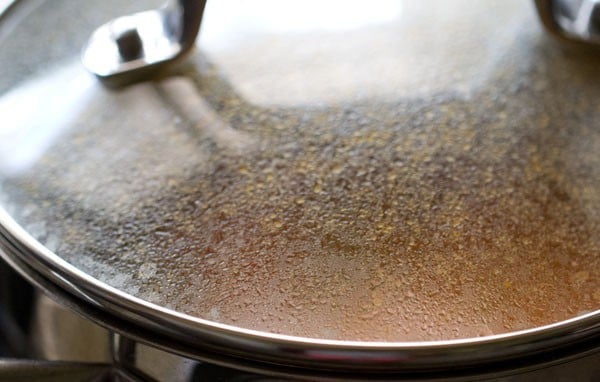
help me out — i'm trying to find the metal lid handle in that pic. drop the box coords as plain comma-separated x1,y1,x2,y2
81,0,206,87
82,0,599,87
535,0,600,45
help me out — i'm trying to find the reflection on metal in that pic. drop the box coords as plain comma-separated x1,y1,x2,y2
2,291,600,381
0,360,110,382
535,0,600,45
0,0,15,15
83,0,600,87
82,0,206,87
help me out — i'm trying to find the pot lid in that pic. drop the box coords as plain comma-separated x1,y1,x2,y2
0,0,599,348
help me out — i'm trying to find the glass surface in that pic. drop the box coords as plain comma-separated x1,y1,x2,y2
0,0,599,341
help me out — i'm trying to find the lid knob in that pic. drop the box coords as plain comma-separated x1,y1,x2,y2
535,0,600,44
82,0,599,87
81,0,206,87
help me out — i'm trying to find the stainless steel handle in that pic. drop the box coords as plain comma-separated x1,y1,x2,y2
82,0,207,87
535,0,600,45
82,0,600,86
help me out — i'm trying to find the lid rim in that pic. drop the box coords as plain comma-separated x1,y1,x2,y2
1,205,599,372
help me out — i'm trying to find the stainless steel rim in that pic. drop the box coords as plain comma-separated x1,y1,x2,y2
0,205,599,374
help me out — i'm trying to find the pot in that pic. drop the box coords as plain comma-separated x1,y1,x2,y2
0,0,599,380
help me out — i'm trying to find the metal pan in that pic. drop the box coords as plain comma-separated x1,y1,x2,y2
0,0,598,379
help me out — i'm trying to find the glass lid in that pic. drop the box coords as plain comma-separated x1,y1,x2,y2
0,0,599,343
